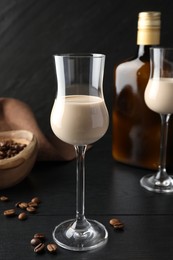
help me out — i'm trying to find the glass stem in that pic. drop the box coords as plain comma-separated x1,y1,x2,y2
74,145,89,230
155,114,171,181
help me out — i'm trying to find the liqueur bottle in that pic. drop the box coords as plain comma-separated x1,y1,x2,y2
112,12,172,170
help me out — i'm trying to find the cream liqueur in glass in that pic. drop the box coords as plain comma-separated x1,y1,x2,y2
51,95,108,145
50,54,109,251
140,48,173,193
145,78,173,114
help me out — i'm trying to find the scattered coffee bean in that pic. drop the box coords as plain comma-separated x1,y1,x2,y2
26,206,37,213
1,196,59,257
30,233,58,255
31,238,42,246
28,202,38,208
0,195,9,202
113,222,124,230
3,209,16,216
109,218,120,226
18,202,28,209
47,243,58,253
31,197,41,204
18,212,27,220
34,233,45,241
34,243,45,253
3,196,41,222
109,218,124,230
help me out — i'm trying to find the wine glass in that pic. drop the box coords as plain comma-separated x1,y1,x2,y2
50,53,109,251
140,47,173,193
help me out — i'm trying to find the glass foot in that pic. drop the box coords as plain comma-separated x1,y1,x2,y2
52,219,108,251
140,174,173,193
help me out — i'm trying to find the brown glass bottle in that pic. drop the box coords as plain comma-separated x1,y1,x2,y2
112,12,173,170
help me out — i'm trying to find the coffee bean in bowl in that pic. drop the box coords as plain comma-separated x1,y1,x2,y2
0,130,38,189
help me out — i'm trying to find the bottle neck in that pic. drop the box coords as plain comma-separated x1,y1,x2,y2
137,45,151,57
136,28,160,58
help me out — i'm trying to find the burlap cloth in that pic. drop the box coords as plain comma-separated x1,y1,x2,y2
0,98,76,161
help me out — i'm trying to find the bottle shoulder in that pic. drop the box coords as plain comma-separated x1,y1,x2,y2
115,55,149,72
116,58,143,72
115,45,151,72
114,57,150,93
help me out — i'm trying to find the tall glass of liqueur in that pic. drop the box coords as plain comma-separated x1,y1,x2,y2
50,54,109,250
140,48,173,193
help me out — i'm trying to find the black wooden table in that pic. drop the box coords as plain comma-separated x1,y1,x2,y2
0,130,173,260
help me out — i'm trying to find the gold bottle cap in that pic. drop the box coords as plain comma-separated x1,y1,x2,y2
137,12,161,45
138,12,161,29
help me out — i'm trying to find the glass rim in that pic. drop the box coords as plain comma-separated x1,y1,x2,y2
150,47,173,51
54,53,105,58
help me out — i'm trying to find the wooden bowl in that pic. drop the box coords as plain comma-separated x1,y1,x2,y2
0,130,38,189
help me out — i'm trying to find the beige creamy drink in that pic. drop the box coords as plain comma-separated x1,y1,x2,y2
145,78,173,114
50,95,109,145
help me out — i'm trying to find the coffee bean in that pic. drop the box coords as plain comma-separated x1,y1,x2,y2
34,243,45,253
109,218,120,226
3,209,15,216
47,243,58,253
113,222,124,230
31,238,41,246
34,233,45,241
18,202,28,209
0,195,9,202
0,153,5,159
31,197,41,204
18,212,27,220
109,218,124,230
26,206,37,213
28,202,38,208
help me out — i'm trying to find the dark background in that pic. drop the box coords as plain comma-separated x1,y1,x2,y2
0,0,172,136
